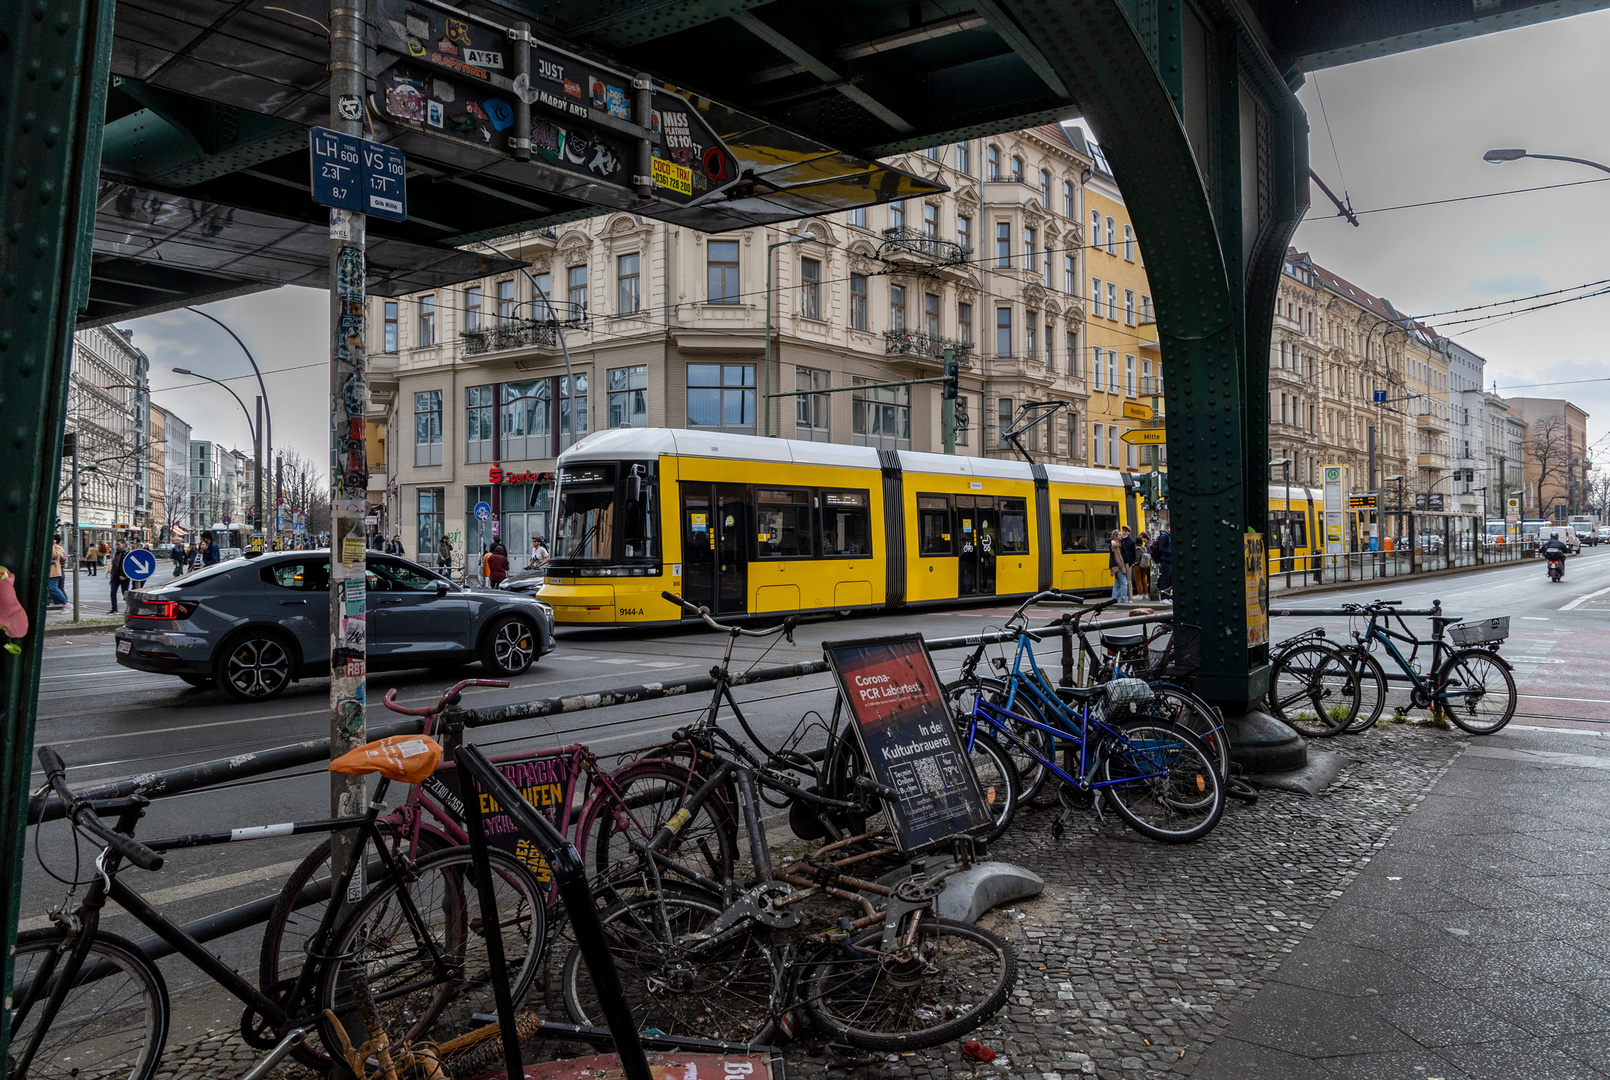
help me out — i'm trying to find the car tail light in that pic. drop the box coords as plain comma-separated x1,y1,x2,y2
128,599,199,621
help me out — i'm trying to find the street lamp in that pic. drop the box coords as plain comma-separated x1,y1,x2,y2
1483,147,1610,175
174,366,260,539
764,231,816,438
1270,457,1292,587
186,308,273,542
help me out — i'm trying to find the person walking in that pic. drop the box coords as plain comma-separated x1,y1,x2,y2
48,535,68,609
200,530,220,566
486,542,509,588
170,540,186,578
528,536,550,570
1153,527,1173,594
1109,529,1129,603
108,540,129,614
84,538,99,577
1132,530,1152,598
385,533,404,556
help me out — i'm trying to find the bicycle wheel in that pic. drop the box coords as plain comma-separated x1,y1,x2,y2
1436,649,1517,735
1340,647,1388,733
803,916,1015,1051
964,732,1019,844
561,888,778,1043
1098,720,1225,843
944,677,1053,802
8,928,169,1080
1145,683,1229,778
1267,642,1358,736
318,847,546,1059
587,759,738,896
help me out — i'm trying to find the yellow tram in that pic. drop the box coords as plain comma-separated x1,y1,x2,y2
538,429,1141,626
1266,483,1322,575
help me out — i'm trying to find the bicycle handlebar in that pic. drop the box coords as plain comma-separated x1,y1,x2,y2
37,745,164,872
660,591,796,640
383,678,510,717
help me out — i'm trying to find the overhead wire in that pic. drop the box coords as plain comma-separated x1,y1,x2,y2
1300,175,1610,223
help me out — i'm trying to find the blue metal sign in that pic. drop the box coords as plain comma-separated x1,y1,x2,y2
122,549,156,581
310,127,407,222
310,126,363,212
1373,390,1387,403
473,501,492,521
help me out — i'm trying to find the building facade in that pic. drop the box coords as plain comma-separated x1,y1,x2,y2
1443,340,1487,516
188,440,238,530
368,125,1100,563
1504,397,1593,520
158,407,192,539
1485,392,1526,519
62,326,150,547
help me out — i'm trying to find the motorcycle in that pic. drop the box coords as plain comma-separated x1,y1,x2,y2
1546,554,1565,582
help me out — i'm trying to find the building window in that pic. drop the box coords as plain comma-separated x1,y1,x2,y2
1124,289,1136,326
1043,248,1052,287
1025,312,1038,360
800,257,821,319
383,301,398,352
1127,441,1137,469
996,306,1012,357
1091,210,1102,249
688,363,755,432
559,373,587,450
1064,255,1075,293
497,280,516,323
1023,226,1035,270
852,378,910,449
1066,329,1077,373
502,379,551,460
987,145,1000,180
617,253,641,314
890,201,904,231
1093,422,1103,465
1141,294,1153,322
530,274,549,319
414,390,443,467
1092,277,1103,318
999,398,1013,447
923,203,938,238
1062,179,1074,217
1109,426,1119,466
796,366,830,441
924,145,939,161
567,265,589,316
957,215,971,254
849,273,868,330
707,240,739,303
848,205,866,228
608,365,647,428
1125,354,1135,396
417,487,444,561
1107,350,1117,391
1011,155,1024,182
1067,413,1080,460
418,295,436,346
890,284,906,331
1039,168,1051,206
958,302,973,345
1045,321,1055,370
924,292,941,339
1107,282,1118,320
956,140,971,174
465,286,483,331
996,221,1011,268
1105,217,1116,253
465,385,494,463
1092,346,1103,391
1123,224,1135,261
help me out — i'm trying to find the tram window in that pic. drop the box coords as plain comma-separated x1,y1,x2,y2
917,494,953,556
1271,510,1307,549
999,498,1029,553
621,464,658,560
1060,500,1092,552
756,488,812,558
1090,501,1119,541
819,490,873,558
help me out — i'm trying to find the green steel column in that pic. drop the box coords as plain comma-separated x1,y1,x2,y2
0,0,117,1056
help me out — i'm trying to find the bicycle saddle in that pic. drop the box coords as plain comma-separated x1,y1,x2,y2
1099,628,1146,651
1056,684,1107,704
329,734,444,783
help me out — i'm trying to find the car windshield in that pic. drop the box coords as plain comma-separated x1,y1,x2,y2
169,561,243,588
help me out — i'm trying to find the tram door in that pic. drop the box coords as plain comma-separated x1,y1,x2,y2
956,495,998,597
680,483,749,615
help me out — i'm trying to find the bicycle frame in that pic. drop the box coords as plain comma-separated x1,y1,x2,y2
1357,611,1452,701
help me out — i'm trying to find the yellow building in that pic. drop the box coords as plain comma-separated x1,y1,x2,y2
1404,321,1451,505
1076,132,1162,482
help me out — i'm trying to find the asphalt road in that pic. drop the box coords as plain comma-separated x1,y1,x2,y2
16,547,1610,1039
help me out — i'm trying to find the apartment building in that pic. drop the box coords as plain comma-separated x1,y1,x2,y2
369,125,1097,561
61,326,150,545
1444,340,1487,516
1402,320,1452,506
1505,397,1593,520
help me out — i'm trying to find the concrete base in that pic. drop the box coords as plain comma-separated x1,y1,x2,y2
1248,747,1345,795
1225,709,1308,774
933,862,1046,925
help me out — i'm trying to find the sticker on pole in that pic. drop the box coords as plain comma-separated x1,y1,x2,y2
121,549,156,581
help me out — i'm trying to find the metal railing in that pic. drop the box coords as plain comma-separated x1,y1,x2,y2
884,328,976,362
877,226,972,265
461,301,590,356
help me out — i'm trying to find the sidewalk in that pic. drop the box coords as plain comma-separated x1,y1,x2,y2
1268,551,1535,595
45,563,184,629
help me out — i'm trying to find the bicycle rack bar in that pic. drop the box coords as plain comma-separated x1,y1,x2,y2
1269,607,1442,618
449,726,655,1080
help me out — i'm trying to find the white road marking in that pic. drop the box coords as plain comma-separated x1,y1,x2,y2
1463,745,1610,770
1561,583,1610,611
1522,617,1550,621
40,670,129,680
16,856,308,932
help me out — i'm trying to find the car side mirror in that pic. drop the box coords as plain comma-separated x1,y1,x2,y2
436,581,449,597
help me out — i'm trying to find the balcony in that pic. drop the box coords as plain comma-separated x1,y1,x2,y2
1139,376,1164,397
460,301,590,357
1415,413,1448,433
1416,453,1446,469
884,329,976,364
877,227,971,267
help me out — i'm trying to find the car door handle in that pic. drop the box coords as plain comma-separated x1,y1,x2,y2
280,599,307,605
376,598,403,606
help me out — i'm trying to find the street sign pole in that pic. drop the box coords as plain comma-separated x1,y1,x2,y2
327,0,369,911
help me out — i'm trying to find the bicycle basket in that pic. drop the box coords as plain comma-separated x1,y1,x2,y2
1142,624,1202,681
1106,677,1155,709
1448,616,1509,647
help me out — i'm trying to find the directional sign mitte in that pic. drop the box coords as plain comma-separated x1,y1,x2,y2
1120,428,1167,445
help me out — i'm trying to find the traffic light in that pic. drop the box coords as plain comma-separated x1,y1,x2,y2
1135,474,1153,500
942,357,959,400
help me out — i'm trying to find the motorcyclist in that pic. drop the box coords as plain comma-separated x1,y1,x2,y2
1540,534,1570,578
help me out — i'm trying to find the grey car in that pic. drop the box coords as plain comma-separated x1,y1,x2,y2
114,550,555,701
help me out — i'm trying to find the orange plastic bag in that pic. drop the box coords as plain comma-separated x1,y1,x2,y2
329,734,443,784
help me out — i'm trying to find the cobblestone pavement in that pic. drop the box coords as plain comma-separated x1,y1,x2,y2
147,720,1469,1080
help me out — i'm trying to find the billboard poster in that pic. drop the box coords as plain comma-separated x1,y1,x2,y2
422,752,572,883
824,635,989,853
1244,533,1268,648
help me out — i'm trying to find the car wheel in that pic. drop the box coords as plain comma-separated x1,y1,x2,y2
481,615,538,677
179,674,214,688
214,630,295,702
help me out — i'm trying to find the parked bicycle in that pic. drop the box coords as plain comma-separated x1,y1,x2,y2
1265,626,1361,737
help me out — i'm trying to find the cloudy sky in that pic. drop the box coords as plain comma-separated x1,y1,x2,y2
123,6,1610,465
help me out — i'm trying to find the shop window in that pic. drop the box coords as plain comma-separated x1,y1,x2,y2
608,365,647,429
687,363,755,432
417,487,444,561
795,367,830,442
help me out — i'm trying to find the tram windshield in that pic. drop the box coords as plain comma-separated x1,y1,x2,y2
551,461,659,565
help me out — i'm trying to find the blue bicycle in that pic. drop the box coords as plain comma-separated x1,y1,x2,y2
954,596,1226,844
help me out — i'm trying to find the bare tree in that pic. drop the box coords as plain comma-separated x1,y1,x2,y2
163,469,193,534
1586,471,1610,521
274,449,330,536
1524,412,1571,519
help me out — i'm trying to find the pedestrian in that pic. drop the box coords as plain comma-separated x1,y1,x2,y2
385,533,403,556
200,530,220,566
48,535,68,609
1133,530,1152,597
1109,529,1129,603
170,540,185,577
486,541,509,587
369,530,384,551
1153,527,1173,595
84,538,98,577
528,535,550,569
436,535,452,570
108,540,129,614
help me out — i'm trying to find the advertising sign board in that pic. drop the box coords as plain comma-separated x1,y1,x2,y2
1244,533,1268,648
824,635,989,853
421,753,574,884
1323,465,1345,555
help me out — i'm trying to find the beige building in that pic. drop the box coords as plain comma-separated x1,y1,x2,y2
368,125,1098,561
1504,397,1592,520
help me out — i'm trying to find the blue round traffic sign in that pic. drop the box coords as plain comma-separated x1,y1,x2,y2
473,501,491,522
122,549,156,581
